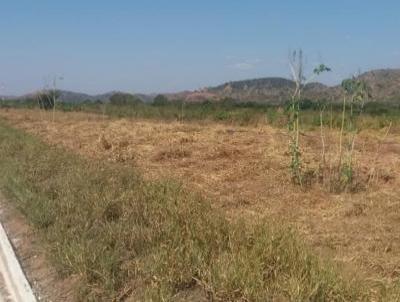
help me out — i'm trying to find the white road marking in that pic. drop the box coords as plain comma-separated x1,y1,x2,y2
0,220,37,302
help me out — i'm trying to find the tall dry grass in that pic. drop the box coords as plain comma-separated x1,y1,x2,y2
0,120,368,301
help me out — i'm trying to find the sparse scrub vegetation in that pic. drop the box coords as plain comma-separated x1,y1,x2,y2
1,95,400,129
333,77,370,191
287,49,331,185
0,80,398,195
279,55,390,192
0,119,371,301
36,90,57,111
315,76,374,192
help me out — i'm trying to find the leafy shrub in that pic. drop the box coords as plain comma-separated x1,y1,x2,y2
109,92,142,106
152,94,169,106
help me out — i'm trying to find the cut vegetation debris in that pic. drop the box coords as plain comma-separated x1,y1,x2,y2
0,110,400,300
0,119,376,301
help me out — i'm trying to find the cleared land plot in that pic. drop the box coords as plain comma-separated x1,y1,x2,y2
0,119,366,301
1,108,400,287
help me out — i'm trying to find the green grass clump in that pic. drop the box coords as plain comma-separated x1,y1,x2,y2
0,120,365,301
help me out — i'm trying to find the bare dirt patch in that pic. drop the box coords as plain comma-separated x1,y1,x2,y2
1,109,400,285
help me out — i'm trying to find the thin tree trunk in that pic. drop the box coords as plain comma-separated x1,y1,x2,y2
338,95,346,174
320,109,326,167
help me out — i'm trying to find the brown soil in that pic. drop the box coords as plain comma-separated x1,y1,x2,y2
1,109,400,285
0,192,77,301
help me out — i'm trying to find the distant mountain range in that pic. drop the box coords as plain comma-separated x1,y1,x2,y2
1,90,156,104
2,68,400,104
167,68,400,103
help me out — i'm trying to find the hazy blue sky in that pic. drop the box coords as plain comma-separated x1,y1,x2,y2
1,1,399,95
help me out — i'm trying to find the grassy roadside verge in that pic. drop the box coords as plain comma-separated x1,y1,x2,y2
0,120,365,301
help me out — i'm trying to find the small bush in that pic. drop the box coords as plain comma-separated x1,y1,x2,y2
109,92,142,106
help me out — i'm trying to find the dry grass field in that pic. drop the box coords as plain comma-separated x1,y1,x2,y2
1,108,400,289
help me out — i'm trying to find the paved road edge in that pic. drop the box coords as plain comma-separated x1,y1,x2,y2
0,220,37,302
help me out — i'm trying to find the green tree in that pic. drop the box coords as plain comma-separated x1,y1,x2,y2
109,92,142,105
153,94,169,106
